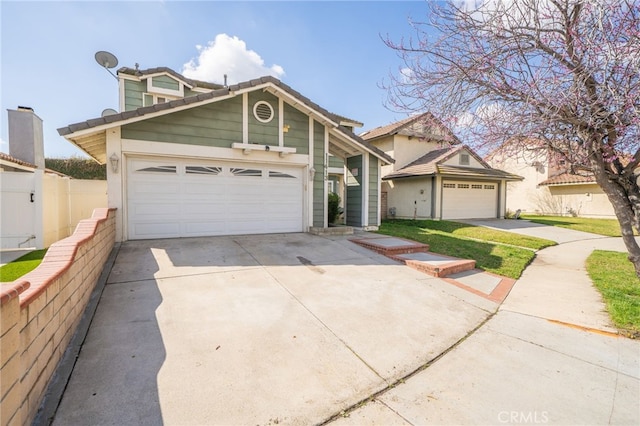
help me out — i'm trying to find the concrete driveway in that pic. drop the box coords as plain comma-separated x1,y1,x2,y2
51,233,495,426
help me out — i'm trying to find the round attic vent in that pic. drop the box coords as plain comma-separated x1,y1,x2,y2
253,101,274,123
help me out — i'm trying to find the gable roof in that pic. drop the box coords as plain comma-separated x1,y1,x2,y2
58,72,391,165
118,66,225,91
360,112,461,144
382,145,522,181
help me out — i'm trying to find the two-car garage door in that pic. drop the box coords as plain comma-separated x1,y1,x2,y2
127,157,303,240
442,180,498,220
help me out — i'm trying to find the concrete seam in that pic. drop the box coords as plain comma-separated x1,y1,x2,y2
317,311,497,426
232,238,387,382
32,242,121,426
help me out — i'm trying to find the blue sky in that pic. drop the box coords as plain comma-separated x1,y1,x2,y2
1,1,432,159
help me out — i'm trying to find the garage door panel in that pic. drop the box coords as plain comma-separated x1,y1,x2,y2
442,180,497,220
127,157,304,239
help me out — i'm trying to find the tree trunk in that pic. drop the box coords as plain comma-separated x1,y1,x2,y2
593,162,640,278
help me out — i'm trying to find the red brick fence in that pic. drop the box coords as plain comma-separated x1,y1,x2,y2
1,208,116,426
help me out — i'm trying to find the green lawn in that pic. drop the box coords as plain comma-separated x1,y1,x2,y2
0,249,47,283
522,215,625,237
586,250,640,338
378,220,556,279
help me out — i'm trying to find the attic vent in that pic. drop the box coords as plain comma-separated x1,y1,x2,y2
253,101,274,123
460,153,470,165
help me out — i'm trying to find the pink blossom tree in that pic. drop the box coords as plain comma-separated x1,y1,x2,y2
384,0,640,276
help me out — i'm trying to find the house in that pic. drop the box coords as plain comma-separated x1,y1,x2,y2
57,67,393,242
361,113,522,220
1,107,107,249
486,143,636,218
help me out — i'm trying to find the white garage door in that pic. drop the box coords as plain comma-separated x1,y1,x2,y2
127,157,304,239
442,181,498,220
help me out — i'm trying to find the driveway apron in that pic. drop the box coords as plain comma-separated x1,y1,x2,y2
51,233,494,426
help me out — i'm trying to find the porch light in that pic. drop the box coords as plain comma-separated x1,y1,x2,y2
109,153,119,173
309,167,316,180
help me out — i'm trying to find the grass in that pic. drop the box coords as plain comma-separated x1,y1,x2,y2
586,250,640,338
522,215,625,237
0,249,47,283
378,219,556,279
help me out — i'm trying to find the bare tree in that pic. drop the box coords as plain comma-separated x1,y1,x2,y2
383,0,640,276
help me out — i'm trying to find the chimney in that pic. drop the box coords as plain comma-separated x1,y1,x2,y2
8,106,45,169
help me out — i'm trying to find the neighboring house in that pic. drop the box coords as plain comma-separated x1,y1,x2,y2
486,143,636,218
1,107,107,249
58,66,393,242
361,113,522,220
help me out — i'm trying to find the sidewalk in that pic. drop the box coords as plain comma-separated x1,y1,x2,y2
330,221,640,425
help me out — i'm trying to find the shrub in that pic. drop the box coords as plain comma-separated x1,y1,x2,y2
328,192,341,224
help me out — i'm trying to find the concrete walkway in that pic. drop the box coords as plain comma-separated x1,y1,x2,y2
330,220,640,425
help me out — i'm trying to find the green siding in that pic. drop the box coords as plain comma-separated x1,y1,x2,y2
248,91,279,145
329,156,344,168
283,103,309,155
368,155,379,225
121,97,242,147
151,75,180,91
346,155,363,227
124,80,145,111
313,121,326,227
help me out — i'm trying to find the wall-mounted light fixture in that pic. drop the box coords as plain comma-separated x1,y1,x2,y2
110,153,120,173
283,124,290,133
309,167,316,180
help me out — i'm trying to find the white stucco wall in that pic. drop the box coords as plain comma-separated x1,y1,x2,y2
385,177,433,219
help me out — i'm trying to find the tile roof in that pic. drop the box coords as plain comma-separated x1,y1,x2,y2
57,72,393,164
360,112,461,144
382,145,522,181
0,152,37,169
538,172,596,186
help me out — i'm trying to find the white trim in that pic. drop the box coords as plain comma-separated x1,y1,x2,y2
242,93,249,144
362,153,369,227
122,138,308,165
231,143,295,155
327,166,343,174
253,100,274,123
118,75,125,112
136,71,194,90
278,97,284,147
377,160,382,226
264,85,338,128
308,116,314,228
323,126,329,228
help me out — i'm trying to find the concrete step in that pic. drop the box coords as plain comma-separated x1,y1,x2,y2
393,252,476,278
349,236,429,256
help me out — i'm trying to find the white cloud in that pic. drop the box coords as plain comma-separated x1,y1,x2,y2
400,67,415,84
0,137,8,153
182,34,285,85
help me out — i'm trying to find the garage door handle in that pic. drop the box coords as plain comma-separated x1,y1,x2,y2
30,191,35,203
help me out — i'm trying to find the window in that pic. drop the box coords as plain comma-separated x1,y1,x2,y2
471,184,483,189
137,165,176,174
231,168,262,177
143,93,177,107
328,180,335,193
460,153,470,165
484,184,495,190
458,183,470,189
186,166,222,175
269,171,295,179
253,101,274,123
443,183,456,188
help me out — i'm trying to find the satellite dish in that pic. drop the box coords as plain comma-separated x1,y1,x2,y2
95,51,119,80
95,51,118,69
101,108,118,117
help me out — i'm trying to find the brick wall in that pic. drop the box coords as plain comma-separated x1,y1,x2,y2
0,208,115,426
